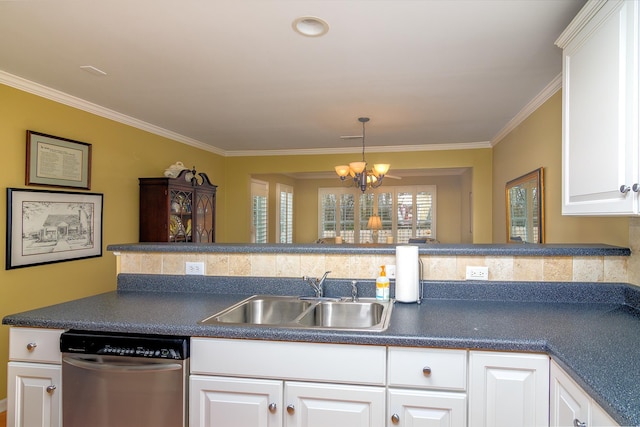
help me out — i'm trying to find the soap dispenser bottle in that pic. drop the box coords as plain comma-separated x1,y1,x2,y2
376,265,390,301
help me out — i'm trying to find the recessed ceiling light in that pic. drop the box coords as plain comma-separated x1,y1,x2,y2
80,65,107,76
292,16,329,37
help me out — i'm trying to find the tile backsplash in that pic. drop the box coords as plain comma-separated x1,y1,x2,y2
117,252,629,284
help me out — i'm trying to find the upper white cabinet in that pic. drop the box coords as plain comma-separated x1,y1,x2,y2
556,0,640,215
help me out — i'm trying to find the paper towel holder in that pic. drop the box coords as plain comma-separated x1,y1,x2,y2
395,258,425,304
416,258,424,304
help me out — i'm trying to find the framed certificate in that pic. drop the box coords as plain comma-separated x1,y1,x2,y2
26,130,92,190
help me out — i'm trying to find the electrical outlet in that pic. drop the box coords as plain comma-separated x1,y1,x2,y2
466,266,488,280
186,261,205,275
385,264,396,279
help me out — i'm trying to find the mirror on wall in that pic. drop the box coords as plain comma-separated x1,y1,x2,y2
505,167,544,244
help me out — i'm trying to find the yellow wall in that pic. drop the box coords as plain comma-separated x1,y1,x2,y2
0,84,225,401
225,149,494,243
492,91,629,246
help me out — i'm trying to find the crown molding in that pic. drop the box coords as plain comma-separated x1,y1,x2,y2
554,0,609,48
491,73,562,146
0,70,225,156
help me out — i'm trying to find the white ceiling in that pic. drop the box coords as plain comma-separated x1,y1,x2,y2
0,0,585,156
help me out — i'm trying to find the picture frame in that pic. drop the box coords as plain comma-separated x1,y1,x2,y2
26,130,92,190
505,167,545,244
6,188,103,269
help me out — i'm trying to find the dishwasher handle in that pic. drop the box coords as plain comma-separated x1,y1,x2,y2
63,356,183,373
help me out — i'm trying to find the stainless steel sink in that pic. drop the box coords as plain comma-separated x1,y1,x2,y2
200,295,392,331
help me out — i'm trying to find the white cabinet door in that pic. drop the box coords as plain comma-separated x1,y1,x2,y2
468,351,549,427
284,381,385,427
550,362,590,427
550,361,619,427
558,0,640,215
388,388,467,427
189,375,283,427
7,362,61,427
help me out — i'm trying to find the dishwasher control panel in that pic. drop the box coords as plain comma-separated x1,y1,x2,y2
60,330,189,360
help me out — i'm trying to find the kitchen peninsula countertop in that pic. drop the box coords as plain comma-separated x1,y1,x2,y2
107,242,631,256
4,277,640,426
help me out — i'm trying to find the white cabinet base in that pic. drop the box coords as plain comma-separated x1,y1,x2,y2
189,375,282,427
468,351,549,427
285,381,385,427
550,360,619,427
388,388,467,427
7,362,61,427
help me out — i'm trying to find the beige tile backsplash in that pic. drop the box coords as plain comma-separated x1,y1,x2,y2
117,251,629,284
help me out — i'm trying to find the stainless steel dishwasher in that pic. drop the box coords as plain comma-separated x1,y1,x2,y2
60,330,189,427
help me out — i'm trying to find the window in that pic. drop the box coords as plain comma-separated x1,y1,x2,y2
318,186,436,244
251,179,268,243
276,183,293,243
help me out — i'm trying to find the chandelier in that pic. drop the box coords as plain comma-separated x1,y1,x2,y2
334,117,390,193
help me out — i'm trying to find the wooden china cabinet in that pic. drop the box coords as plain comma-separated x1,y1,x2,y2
139,168,217,242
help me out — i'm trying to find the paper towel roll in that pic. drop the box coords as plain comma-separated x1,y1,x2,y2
395,245,420,303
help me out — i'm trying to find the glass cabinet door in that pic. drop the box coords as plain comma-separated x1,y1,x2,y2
194,191,215,243
169,189,193,242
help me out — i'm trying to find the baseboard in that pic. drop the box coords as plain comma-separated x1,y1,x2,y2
0,397,6,412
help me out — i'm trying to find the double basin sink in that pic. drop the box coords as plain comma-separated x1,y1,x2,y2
200,295,393,332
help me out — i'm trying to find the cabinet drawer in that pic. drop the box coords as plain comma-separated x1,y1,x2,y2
191,338,386,385
9,327,65,364
388,347,467,391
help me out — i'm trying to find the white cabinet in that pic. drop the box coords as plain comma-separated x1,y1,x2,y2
189,339,624,427
550,360,619,427
285,381,385,427
387,347,468,427
190,376,282,427
468,351,549,427
189,338,386,427
556,0,640,215
388,388,467,427
7,363,61,427
7,327,64,427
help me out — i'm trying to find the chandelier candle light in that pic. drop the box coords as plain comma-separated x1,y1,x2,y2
335,117,390,192
367,214,382,243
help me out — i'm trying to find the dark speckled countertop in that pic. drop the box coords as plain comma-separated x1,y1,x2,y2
4,276,640,426
106,242,631,256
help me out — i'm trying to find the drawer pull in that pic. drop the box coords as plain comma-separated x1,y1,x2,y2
46,385,56,394
287,404,295,415
573,419,586,427
268,403,277,414
26,342,37,351
391,413,400,424
422,366,432,376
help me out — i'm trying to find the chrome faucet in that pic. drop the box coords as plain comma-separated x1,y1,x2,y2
302,271,331,298
349,280,359,302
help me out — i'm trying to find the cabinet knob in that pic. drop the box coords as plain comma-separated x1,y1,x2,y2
391,413,400,424
422,366,432,376
620,185,631,194
573,419,586,427
26,342,37,351
633,184,640,192
286,404,295,415
268,403,277,413
46,385,56,394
